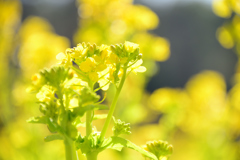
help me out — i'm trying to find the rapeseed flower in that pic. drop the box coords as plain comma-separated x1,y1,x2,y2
36,85,55,102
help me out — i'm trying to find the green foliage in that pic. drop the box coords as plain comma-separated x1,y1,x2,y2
44,134,64,142
27,116,49,124
101,136,158,160
72,104,108,117
78,87,100,105
40,66,69,89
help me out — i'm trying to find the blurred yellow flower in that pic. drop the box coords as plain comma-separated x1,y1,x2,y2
216,26,234,49
212,0,232,18
18,16,70,78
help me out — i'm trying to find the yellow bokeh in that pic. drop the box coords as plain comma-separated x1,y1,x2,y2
75,0,169,62
216,26,234,49
18,16,70,78
212,0,232,18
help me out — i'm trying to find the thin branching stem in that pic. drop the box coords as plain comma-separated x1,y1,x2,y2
99,65,127,143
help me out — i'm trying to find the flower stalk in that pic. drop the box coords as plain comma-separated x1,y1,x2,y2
64,136,79,160
86,110,93,137
99,66,127,143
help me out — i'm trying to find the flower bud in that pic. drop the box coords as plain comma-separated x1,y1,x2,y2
143,140,173,159
110,45,116,53
112,117,131,136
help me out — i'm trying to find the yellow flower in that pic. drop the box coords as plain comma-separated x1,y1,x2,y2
97,67,111,90
69,98,79,108
212,0,232,18
92,55,107,72
108,53,120,64
89,72,99,82
31,73,44,86
56,52,72,66
99,44,111,60
124,41,139,53
216,26,234,49
72,44,88,60
79,57,96,72
36,86,55,102
128,59,146,74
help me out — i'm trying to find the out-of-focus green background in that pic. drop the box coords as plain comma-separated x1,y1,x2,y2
0,0,240,159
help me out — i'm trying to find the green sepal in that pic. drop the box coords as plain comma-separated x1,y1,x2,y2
27,116,48,124
100,137,158,160
44,134,63,142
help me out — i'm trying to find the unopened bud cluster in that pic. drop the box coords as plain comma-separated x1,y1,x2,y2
112,117,131,136
143,140,173,159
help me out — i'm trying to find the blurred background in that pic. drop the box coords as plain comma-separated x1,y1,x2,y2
0,0,240,159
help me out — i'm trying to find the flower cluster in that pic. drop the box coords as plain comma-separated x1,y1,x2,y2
56,41,146,90
28,41,146,137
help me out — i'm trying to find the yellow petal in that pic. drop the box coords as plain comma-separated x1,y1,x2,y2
56,52,66,61
89,72,99,82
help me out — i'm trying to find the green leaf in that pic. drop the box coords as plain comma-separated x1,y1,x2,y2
44,134,63,142
101,137,124,151
27,116,48,124
93,114,108,120
100,137,158,160
47,118,59,133
40,66,69,88
27,116,59,133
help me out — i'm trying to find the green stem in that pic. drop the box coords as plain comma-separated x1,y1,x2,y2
86,110,93,137
99,66,127,142
58,88,68,133
64,137,79,160
58,88,78,160
86,152,98,160
86,81,95,137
